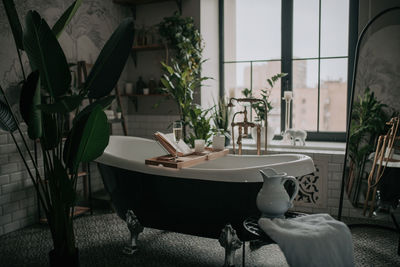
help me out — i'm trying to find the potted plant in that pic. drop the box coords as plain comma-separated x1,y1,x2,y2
242,73,287,144
212,98,231,146
347,87,389,203
1,0,134,265
187,105,213,147
158,13,210,141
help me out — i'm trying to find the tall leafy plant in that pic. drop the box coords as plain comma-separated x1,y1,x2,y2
242,73,287,125
347,87,388,201
1,0,134,265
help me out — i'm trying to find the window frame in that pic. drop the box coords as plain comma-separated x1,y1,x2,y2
219,0,359,142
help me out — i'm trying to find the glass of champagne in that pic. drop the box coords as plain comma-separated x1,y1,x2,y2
172,121,183,161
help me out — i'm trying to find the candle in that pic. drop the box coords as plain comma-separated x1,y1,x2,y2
283,91,293,101
194,139,205,153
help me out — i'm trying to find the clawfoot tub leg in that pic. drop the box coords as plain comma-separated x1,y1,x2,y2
218,224,242,267
122,210,144,255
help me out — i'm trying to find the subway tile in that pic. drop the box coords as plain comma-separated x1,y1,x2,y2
328,163,343,172
2,181,22,194
328,181,341,190
0,175,9,185
3,221,20,234
330,171,343,182
0,134,8,144
0,194,11,205
10,191,27,202
0,163,18,175
20,215,36,228
10,172,25,182
331,154,345,164
0,214,12,225
20,197,35,209
314,154,331,162
0,154,8,164
3,201,19,214
0,144,17,154
12,209,27,220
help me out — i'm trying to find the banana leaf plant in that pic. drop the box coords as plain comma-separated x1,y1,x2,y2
1,0,134,265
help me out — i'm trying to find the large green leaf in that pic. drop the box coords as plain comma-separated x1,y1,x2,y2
0,99,17,132
38,95,83,114
52,0,82,38
52,157,75,206
41,112,59,150
2,0,23,50
19,71,42,139
73,96,114,124
23,11,71,98
64,105,109,170
86,18,134,99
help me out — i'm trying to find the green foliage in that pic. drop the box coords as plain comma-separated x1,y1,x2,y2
187,106,212,147
159,13,211,141
0,0,134,259
52,0,82,38
160,60,208,140
349,87,388,165
19,71,42,139
2,0,24,50
212,98,230,131
242,73,287,123
86,18,134,99
64,105,109,171
23,11,71,98
158,12,202,75
0,99,17,132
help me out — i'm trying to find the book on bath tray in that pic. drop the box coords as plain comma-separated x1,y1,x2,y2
154,132,193,157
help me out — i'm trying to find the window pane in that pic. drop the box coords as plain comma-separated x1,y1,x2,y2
319,58,348,131
224,62,251,99
224,0,281,61
251,61,282,134
293,0,319,59
321,0,349,57
292,60,319,131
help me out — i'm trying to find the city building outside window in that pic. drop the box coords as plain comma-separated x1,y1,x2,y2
221,0,353,141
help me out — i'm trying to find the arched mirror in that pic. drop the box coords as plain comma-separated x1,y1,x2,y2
339,7,400,218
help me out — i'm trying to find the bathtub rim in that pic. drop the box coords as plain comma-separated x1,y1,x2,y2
95,135,315,183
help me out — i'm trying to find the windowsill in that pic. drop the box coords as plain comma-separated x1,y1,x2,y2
231,138,346,155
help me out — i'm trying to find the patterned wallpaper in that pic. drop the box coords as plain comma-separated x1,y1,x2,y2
0,0,130,110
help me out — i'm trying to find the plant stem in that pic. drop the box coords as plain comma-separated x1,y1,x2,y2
16,48,26,81
10,132,48,213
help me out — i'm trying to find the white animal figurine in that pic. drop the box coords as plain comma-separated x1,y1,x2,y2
283,129,307,146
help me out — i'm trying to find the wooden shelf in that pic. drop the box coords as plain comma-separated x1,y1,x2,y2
122,93,168,97
132,44,165,51
113,0,174,6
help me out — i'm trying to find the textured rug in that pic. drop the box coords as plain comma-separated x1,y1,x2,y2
0,211,399,267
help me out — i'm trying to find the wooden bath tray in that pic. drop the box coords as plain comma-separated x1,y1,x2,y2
145,148,229,169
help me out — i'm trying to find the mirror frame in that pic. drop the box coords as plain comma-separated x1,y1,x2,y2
338,6,400,220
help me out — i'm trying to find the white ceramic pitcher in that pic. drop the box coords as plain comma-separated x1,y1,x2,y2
256,168,299,218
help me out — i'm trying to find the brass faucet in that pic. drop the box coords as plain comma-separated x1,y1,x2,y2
228,98,268,155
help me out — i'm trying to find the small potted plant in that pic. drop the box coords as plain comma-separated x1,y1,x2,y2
242,73,287,145
212,98,231,146
187,105,213,147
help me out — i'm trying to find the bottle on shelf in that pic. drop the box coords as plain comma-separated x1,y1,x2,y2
136,76,146,95
148,77,157,94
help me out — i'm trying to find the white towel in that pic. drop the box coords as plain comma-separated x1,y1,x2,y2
258,213,354,267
